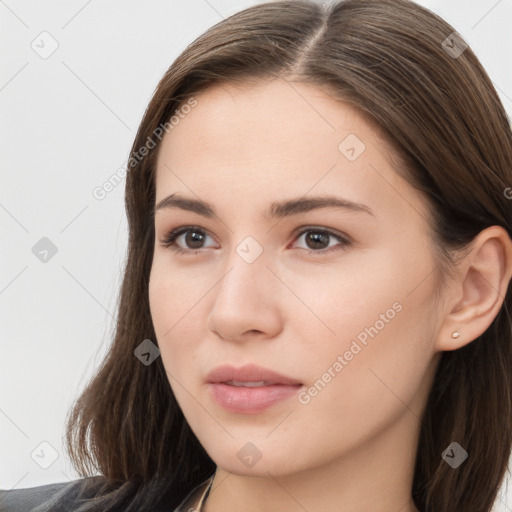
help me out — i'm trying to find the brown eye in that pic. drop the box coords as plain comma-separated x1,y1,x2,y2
160,227,217,254
182,230,207,249
292,228,352,254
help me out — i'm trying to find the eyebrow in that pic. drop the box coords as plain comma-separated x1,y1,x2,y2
153,193,374,220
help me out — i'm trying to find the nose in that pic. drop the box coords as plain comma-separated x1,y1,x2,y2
206,247,283,343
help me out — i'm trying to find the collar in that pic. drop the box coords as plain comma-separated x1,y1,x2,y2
173,474,214,512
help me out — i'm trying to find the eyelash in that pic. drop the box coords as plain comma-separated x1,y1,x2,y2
158,225,352,256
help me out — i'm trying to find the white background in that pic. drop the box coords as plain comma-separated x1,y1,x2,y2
1,0,512,509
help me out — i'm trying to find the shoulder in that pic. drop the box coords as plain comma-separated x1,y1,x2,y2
0,476,106,512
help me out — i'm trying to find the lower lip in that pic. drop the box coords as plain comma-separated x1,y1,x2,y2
207,382,302,414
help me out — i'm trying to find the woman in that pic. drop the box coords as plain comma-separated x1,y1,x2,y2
2,0,512,511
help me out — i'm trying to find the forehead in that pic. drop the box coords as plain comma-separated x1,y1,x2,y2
160,79,369,157
154,78,430,227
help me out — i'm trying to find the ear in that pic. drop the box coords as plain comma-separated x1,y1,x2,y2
435,225,512,352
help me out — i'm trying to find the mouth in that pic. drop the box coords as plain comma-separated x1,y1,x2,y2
206,364,302,414
225,380,280,387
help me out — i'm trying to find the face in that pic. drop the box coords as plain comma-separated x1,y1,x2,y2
149,78,442,477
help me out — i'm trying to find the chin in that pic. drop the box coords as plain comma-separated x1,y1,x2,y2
203,440,312,477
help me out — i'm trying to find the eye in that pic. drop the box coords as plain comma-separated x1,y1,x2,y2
158,226,352,256
159,226,218,255
291,227,352,254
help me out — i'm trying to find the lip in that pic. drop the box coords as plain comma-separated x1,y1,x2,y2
206,363,303,414
206,363,302,385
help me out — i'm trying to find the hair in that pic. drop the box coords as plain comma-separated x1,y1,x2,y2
63,1,512,511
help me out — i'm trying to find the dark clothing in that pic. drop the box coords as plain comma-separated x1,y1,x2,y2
0,475,213,512
0,478,98,512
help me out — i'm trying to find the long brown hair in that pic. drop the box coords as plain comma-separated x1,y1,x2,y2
64,1,512,510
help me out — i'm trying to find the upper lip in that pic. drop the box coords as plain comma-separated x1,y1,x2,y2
206,363,302,385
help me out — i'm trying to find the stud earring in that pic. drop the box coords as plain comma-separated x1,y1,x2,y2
451,331,460,339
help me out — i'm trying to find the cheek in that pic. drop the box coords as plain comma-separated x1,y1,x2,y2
294,251,437,430
148,257,202,335
279,251,405,347
148,260,209,382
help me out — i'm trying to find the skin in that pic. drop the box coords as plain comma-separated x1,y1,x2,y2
148,77,512,512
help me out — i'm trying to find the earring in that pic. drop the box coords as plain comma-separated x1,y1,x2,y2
451,331,460,339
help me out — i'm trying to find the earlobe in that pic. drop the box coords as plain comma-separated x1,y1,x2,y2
436,225,512,352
